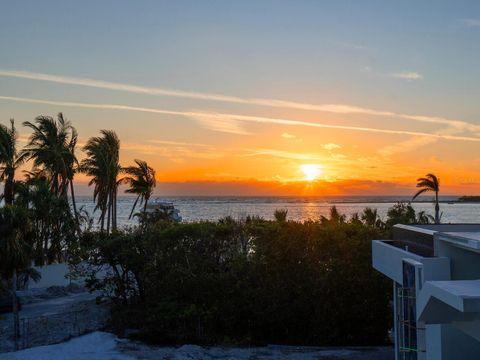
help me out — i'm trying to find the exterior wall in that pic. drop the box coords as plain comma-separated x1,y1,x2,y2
441,324,480,360
28,263,109,289
392,281,400,360
425,325,442,360
372,241,423,284
452,320,480,342
373,225,480,359
418,258,450,283
30,263,72,288
434,240,480,280
425,323,480,360
393,225,434,249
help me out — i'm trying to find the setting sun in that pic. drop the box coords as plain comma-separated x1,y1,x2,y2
300,164,323,181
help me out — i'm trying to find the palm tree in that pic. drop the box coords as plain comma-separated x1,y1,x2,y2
0,205,31,275
320,206,346,224
413,173,441,224
0,119,23,205
273,209,288,222
21,113,80,228
81,130,121,233
0,205,31,349
121,159,156,219
361,207,383,228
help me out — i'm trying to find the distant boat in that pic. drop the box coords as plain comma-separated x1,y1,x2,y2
145,199,182,222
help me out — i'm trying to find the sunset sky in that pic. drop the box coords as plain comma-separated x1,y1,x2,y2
1,1,480,196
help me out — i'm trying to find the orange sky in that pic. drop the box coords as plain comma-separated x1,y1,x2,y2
3,84,479,197
2,2,480,196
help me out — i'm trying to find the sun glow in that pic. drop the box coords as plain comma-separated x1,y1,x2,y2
300,164,323,181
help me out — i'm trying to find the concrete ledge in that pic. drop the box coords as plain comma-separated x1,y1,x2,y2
372,240,424,284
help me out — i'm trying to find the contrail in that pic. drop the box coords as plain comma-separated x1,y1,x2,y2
1,69,478,131
1,95,480,142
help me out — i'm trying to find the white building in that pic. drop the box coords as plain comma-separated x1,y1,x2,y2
372,224,480,360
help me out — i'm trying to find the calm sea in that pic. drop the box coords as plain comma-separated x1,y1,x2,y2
75,195,480,228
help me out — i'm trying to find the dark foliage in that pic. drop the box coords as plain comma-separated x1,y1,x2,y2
73,215,392,346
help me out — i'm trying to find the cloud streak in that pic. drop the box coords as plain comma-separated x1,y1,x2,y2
391,71,423,80
461,18,480,27
1,95,480,142
121,141,222,159
189,113,249,135
146,139,211,147
1,70,479,132
244,148,322,161
322,143,341,151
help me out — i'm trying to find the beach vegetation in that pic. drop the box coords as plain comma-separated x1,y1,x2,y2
121,159,156,219
80,130,121,234
413,173,441,224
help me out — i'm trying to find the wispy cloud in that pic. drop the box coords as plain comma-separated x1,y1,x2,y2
244,149,322,161
461,18,480,27
378,135,436,157
378,127,462,157
121,141,222,159
390,71,423,81
146,139,211,147
281,133,296,139
1,70,479,132
322,143,341,151
188,113,249,135
1,95,480,142
331,40,369,50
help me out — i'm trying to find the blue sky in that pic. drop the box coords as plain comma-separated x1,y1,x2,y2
1,1,480,195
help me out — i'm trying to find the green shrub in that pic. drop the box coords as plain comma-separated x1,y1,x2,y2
74,215,392,346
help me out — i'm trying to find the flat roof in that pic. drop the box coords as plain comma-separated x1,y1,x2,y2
437,232,480,251
422,280,480,313
395,224,480,233
431,280,480,299
381,239,434,257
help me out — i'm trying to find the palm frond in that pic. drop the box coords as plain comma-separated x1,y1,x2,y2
412,187,429,200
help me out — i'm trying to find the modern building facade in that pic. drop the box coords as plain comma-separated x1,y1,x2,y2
372,224,480,360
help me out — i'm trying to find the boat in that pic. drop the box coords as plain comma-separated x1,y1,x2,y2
145,199,182,222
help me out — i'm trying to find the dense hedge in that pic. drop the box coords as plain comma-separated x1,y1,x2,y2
72,214,392,346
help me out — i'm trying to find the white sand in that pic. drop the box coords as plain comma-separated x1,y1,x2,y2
0,332,132,360
1,331,393,360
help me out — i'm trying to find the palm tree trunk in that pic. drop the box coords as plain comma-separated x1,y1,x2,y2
435,191,440,224
111,187,115,231
129,195,141,220
113,187,117,231
70,179,81,234
107,196,111,234
143,195,148,215
100,208,105,233
52,174,59,197
4,170,15,205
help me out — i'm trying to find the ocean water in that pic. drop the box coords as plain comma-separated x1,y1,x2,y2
75,195,480,228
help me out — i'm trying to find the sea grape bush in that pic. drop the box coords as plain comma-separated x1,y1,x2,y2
72,207,406,346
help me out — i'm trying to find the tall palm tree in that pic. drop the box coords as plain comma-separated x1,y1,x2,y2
413,173,441,224
81,130,121,233
0,119,23,205
21,113,80,228
121,159,156,219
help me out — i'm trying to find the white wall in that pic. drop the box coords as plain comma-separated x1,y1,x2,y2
30,263,72,288
28,262,110,289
